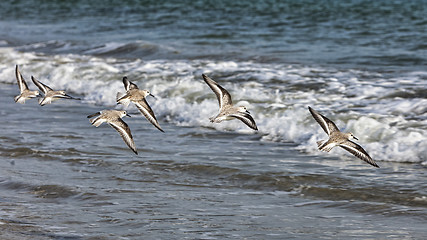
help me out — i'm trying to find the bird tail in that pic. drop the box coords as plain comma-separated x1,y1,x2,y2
316,140,325,148
14,95,24,104
38,97,48,106
116,92,130,107
87,112,104,127
90,117,104,127
317,140,334,152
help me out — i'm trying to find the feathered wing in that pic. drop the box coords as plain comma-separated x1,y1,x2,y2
229,112,258,131
15,65,29,92
52,93,80,100
202,74,232,109
122,76,139,91
308,106,340,135
134,99,164,132
109,119,138,155
339,140,379,168
31,76,53,95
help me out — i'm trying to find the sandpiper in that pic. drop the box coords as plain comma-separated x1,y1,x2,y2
116,76,164,132
31,76,81,106
202,74,258,131
87,110,137,155
308,106,379,168
14,65,39,104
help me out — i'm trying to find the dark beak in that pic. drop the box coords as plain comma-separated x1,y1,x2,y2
149,93,156,99
353,136,358,140
126,114,131,118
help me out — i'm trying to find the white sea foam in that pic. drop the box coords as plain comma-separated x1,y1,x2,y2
0,47,426,164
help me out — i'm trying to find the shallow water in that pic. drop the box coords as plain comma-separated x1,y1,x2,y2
1,83,426,239
0,0,426,239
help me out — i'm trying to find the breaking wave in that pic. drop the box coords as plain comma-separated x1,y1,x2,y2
0,47,426,164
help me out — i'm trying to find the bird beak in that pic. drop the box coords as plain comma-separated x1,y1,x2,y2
149,93,156,99
126,114,131,118
353,136,358,140
246,110,251,114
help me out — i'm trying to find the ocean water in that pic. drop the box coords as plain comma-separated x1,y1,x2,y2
0,0,426,239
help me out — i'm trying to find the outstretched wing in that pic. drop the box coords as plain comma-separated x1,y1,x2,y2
15,65,29,92
123,76,139,91
308,106,340,136
229,112,258,131
134,99,164,132
339,140,379,168
109,119,138,155
31,76,53,95
52,93,81,100
202,74,232,110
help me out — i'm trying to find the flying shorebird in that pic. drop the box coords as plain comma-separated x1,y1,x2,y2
116,76,164,132
31,76,81,106
87,110,137,155
14,65,39,104
202,74,258,131
308,106,379,168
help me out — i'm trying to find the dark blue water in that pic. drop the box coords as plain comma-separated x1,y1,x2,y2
0,0,426,239
1,0,426,68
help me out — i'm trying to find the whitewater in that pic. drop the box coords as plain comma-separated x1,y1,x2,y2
1,47,425,165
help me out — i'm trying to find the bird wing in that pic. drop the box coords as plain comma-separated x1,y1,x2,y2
87,112,101,119
339,140,379,168
202,74,232,110
31,76,53,95
122,76,139,91
308,106,340,136
51,92,80,100
229,112,258,131
109,119,138,155
134,99,164,132
15,65,29,92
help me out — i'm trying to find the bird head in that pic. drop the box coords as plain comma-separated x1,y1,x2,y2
347,132,358,140
237,106,250,114
143,90,156,99
121,111,131,118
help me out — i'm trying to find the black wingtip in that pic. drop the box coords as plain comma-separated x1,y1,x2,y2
87,112,100,118
122,76,128,86
156,125,165,132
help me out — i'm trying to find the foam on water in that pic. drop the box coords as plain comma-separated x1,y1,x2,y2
1,47,426,164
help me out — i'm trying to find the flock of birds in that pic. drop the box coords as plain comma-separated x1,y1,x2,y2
13,65,379,168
